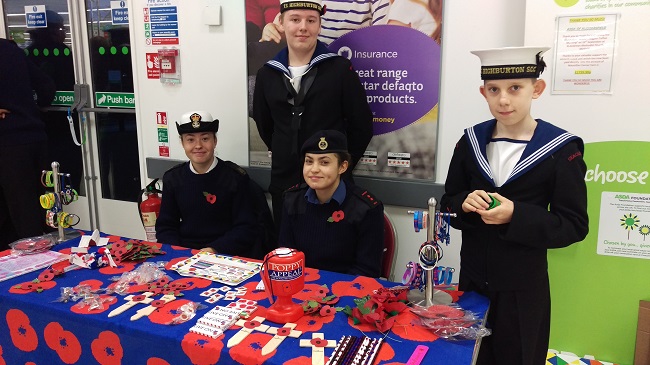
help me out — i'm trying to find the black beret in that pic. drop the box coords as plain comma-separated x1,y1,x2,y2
301,130,348,156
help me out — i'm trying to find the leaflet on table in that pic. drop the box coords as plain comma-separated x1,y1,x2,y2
170,251,261,285
0,251,68,282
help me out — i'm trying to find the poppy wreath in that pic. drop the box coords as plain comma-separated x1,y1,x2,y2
340,290,409,333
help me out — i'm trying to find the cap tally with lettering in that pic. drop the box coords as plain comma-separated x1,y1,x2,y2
471,46,550,80
301,130,348,156
280,0,325,15
176,111,219,134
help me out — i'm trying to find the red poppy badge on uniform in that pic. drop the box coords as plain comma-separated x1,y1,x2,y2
203,192,216,204
327,210,345,223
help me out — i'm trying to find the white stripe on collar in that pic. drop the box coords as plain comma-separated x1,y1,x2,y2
466,127,494,181
508,132,575,179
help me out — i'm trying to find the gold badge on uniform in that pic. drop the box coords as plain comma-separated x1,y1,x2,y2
318,137,328,150
190,113,202,129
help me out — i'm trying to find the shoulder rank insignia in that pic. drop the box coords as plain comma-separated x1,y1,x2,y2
358,189,379,207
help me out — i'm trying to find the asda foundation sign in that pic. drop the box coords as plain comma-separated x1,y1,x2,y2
95,92,136,108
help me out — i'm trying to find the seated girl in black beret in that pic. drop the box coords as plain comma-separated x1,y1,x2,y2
278,130,384,277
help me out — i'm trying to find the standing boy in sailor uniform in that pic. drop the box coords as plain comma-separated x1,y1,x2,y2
253,0,373,231
440,47,589,365
155,111,258,256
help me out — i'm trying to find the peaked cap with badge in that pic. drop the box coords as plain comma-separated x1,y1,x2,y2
280,0,326,15
176,111,219,135
471,46,549,80
300,130,348,156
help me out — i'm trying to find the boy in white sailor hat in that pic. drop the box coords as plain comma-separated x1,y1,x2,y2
155,111,260,256
441,47,588,365
253,0,373,233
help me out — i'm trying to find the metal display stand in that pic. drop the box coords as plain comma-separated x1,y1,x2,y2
43,161,81,242
407,197,457,308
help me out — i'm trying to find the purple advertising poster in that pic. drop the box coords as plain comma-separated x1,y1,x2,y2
246,0,442,180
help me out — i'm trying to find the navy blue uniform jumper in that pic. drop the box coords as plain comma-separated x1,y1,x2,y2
279,181,384,278
155,160,258,257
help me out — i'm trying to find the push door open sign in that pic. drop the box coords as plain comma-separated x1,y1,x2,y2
95,92,136,108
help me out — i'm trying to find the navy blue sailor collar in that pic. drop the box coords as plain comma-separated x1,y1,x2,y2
265,40,338,77
464,119,583,186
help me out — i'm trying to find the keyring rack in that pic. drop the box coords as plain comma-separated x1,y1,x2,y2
41,161,81,242
406,197,456,308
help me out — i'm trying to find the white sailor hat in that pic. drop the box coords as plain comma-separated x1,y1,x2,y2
175,111,219,134
280,0,325,15
471,46,550,80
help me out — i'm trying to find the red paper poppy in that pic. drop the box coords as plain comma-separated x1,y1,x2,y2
107,235,121,243
44,322,82,364
150,300,166,308
331,276,383,298
6,309,38,352
111,240,127,249
206,194,217,204
276,327,292,336
181,332,224,365
149,299,192,325
319,305,335,317
10,280,57,294
38,268,60,282
146,357,171,365
228,332,273,365
132,295,147,302
310,338,328,347
327,210,345,223
91,331,124,365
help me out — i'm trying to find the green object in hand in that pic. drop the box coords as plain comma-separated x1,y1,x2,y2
488,194,500,210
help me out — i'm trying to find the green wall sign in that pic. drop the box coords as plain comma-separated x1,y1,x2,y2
95,92,136,108
51,91,74,106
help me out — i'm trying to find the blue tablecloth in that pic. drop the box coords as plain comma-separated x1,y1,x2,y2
0,232,488,365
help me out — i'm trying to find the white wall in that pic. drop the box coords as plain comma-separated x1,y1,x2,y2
131,0,526,280
524,2,650,142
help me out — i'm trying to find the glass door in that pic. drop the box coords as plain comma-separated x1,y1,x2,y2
2,0,145,239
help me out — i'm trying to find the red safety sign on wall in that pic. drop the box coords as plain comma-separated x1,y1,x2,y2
156,112,167,125
159,146,169,157
146,53,160,79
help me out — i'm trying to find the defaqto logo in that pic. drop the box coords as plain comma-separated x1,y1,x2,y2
585,164,649,185
554,0,579,7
